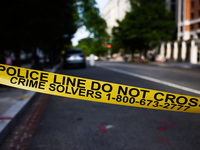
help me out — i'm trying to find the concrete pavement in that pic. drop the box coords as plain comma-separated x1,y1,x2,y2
107,57,200,71
0,63,61,144
151,62,200,71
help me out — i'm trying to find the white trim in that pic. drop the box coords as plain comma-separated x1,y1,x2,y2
101,67,200,95
179,18,200,26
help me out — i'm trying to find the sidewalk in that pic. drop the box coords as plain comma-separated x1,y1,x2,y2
150,62,200,71
0,63,61,144
106,57,200,71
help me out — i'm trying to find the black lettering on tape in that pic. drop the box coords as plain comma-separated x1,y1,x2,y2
38,82,45,90
26,70,29,78
53,75,61,84
189,98,198,106
40,73,49,82
10,77,17,84
129,88,139,97
165,94,176,103
86,90,94,98
95,91,102,99
49,83,56,91
7,67,16,76
154,92,164,101
29,80,38,88
0,65,5,71
66,77,76,87
30,71,39,80
79,88,86,96
102,84,112,92
91,81,101,90
57,85,65,93
62,76,66,85
26,79,30,86
71,87,78,95
17,69,24,78
176,96,188,105
118,86,128,95
77,79,86,89
65,86,71,94
18,78,26,86
141,89,150,98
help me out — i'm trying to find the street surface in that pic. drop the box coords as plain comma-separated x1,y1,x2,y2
26,61,200,150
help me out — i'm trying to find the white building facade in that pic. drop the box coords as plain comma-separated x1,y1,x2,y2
102,0,200,63
101,0,131,36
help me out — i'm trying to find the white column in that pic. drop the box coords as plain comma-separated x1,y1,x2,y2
190,40,198,64
173,42,178,61
160,43,165,58
166,42,171,60
181,41,186,61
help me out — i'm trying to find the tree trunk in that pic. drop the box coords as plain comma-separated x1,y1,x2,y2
14,50,21,67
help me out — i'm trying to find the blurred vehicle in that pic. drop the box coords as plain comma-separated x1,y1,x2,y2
63,48,86,68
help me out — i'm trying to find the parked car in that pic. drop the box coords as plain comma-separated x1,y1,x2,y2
63,48,86,68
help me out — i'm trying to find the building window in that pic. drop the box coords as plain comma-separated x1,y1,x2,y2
198,34,200,38
191,1,194,8
191,12,194,19
191,24,194,30
181,0,184,21
180,26,183,32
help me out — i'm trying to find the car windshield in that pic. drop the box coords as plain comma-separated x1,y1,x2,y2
66,49,82,54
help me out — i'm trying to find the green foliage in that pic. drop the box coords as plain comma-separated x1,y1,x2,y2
0,0,109,65
75,0,109,56
76,0,109,40
112,0,176,55
77,38,107,56
0,0,78,53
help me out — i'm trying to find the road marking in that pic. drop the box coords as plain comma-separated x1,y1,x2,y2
0,117,13,120
101,67,200,95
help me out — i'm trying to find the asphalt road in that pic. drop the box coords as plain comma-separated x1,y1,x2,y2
28,61,200,150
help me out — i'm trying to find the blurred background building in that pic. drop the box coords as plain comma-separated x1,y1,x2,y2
177,0,200,40
101,0,178,36
101,0,131,35
102,0,200,64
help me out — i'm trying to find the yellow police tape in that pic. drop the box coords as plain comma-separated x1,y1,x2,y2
0,64,200,113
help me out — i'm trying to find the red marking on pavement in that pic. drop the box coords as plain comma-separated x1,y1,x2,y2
161,118,177,129
157,127,167,131
0,94,50,150
0,117,13,120
99,125,106,133
157,136,169,145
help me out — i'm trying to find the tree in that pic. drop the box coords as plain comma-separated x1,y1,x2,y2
0,0,108,66
76,0,109,40
0,0,78,66
112,0,176,58
77,38,108,56
75,0,109,56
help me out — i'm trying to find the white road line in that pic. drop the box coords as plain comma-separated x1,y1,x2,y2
101,67,200,95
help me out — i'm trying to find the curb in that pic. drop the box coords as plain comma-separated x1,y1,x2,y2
0,63,62,144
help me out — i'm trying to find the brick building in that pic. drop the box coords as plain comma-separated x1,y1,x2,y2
177,0,200,40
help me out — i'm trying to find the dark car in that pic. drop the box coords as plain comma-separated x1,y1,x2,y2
63,48,86,68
